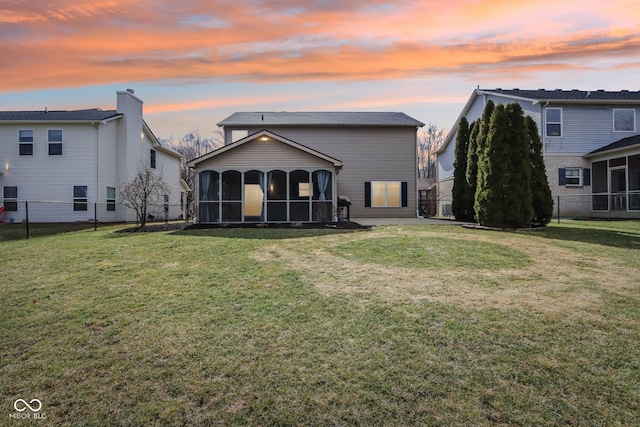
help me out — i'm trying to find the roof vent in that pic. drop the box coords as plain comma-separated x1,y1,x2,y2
44,107,48,113
126,88,135,94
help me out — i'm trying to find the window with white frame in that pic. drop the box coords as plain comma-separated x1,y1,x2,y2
150,149,157,169
106,187,116,211
372,181,401,207
231,130,249,143
19,130,33,155
48,129,63,155
3,186,18,211
613,109,635,132
545,108,562,137
73,185,88,211
564,168,581,186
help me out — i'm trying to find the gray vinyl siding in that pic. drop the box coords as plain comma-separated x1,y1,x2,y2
1,91,183,223
224,125,417,217
98,121,118,222
0,123,99,222
544,105,640,155
198,138,334,170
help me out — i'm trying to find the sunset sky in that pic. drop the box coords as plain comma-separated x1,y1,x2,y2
1,0,639,139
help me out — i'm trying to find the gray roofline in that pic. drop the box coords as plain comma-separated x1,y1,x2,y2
217,112,425,128
188,129,344,168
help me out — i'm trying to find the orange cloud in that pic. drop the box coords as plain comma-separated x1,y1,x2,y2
0,0,639,91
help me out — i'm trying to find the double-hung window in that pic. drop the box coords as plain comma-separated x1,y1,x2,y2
564,168,581,186
106,187,116,211
150,149,157,169
3,186,18,211
73,185,88,211
19,130,33,155
613,109,635,132
48,129,63,155
545,108,562,137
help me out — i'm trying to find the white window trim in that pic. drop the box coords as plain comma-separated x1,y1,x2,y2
371,181,402,207
48,129,63,156
613,108,636,132
18,129,34,155
3,186,18,212
73,185,88,211
545,107,563,138
565,167,582,187
231,130,249,143
106,187,116,211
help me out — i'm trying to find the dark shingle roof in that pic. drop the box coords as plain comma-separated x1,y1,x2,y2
482,89,640,101
586,134,640,156
0,109,121,122
218,112,424,127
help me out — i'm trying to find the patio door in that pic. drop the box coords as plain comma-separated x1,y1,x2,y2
610,168,627,211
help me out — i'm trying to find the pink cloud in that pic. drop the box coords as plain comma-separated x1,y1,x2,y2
0,0,639,91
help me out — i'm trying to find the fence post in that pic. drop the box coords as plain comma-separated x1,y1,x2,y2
557,195,560,224
25,201,29,239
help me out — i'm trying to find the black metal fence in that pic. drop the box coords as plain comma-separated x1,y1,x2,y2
0,201,187,239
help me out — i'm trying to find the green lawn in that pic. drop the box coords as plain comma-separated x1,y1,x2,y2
1,222,639,426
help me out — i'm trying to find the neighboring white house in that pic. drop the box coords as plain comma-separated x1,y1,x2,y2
437,88,640,218
0,90,187,223
188,112,424,223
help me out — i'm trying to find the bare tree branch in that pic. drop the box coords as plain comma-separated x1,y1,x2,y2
120,165,171,226
417,124,446,179
162,128,223,219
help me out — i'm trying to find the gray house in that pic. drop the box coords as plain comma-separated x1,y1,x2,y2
437,89,640,218
188,112,424,223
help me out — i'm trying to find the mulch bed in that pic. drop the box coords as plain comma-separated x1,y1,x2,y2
116,221,371,233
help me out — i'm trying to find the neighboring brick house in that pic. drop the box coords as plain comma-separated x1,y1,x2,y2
0,90,187,222
188,112,424,223
436,89,640,218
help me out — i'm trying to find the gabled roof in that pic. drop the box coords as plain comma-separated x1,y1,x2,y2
480,89,640,102
188,129,343,169
0,109,122,122
437,88,640,155
218,112,424,127
585,134,640,157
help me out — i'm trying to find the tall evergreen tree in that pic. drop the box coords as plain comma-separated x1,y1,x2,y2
465,120,479,221
452,116,470,220
526,116,554,226
474,100,495,222
503,102,533,227
475,103,532,228
476,100,495,162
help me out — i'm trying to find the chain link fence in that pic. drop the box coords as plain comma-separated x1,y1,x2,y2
0,201,188,239
421,194,640,224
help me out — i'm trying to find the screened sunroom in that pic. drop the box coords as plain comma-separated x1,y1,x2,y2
188,130,343,223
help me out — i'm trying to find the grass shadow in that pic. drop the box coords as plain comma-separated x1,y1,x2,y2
171,227,367,240
0,222,100,242
534,225,640,250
